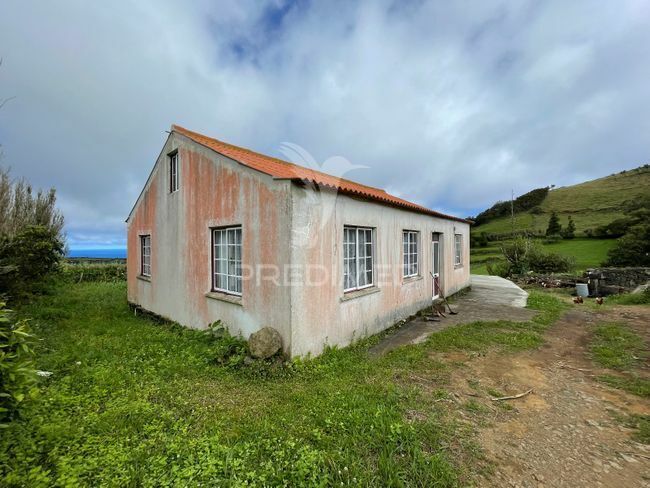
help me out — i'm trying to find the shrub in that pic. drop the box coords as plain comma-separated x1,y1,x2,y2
61,262,126,283
497,237,575,276
528,248,574,273
604,223,650,266
594,218,634,238
206,321,249,368
486,260,510,278
0,303,38,426
500,237,536,275
0,225,65,297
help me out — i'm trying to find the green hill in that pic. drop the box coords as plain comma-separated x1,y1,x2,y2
473,165,650,236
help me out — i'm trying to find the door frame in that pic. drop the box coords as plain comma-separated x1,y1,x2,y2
431,233,442,300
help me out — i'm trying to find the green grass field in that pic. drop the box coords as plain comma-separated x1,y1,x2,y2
471,238,617,275
473,166,650,236
0,282,565,487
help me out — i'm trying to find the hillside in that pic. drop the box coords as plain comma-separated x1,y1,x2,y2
473,165,650,236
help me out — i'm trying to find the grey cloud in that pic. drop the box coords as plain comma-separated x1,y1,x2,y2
0,0,648,247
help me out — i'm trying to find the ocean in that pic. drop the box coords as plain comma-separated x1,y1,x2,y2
68,248,127,259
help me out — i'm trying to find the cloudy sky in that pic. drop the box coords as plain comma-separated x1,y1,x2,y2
1,0,649,249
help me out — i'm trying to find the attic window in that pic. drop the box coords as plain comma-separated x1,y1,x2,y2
169,150,179,192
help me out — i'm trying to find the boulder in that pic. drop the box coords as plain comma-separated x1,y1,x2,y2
248,327,282,359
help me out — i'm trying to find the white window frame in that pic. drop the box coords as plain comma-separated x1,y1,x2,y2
454,234,463,266
403,230,419,278
140,235,151,277
212,226,242,296
343,226,374,292
169,150,179,193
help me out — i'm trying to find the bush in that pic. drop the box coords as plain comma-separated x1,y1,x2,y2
497,237,575,276
61,262,126,283
0,303,38,426
486,260,510,278
594,218,634,238
0,226,65,297
528,248,574,273
206,321,249,368
604,223,650,266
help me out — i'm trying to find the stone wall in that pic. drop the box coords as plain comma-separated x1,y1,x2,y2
585,267,650,296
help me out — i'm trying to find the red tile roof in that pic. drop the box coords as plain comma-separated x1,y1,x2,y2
172,124,468,223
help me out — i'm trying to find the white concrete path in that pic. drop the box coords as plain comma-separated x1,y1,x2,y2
470,274,529,308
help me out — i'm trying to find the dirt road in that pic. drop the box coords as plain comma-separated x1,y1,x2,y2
443,307,650,487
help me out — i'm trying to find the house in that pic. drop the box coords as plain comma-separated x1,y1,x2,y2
126,125,471,357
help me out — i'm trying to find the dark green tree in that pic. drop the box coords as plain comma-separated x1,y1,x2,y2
561,216,576,239
604,223,650,266
546,211,562,236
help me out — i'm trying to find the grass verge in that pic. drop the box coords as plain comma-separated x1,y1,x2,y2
589,321,650,399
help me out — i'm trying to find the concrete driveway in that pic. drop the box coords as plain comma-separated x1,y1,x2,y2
369,275,534,356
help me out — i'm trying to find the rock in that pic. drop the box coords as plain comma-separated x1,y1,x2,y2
248,327,282,359
632,283,649,294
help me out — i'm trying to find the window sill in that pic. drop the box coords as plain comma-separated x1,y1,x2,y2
454,264,464,270
205,291,243,306
137,275,151,282
340,286,380,302
402,275,423,284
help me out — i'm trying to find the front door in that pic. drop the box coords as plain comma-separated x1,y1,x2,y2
432,234,441,300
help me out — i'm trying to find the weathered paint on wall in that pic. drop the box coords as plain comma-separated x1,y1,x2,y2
128,134,470,358
127,133,293,351
289,186,471,357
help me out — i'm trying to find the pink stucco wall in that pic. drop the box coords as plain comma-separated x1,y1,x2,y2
128,132,471,357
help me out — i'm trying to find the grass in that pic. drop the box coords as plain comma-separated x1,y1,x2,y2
470,238,617,275
589,322,650,399
590,322,646,370
0,282,565,487
610,413,650,444
472,165,650,236
605,289,650,306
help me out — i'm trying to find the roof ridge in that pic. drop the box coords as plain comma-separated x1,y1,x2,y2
170,124,468,223
171,124,389,194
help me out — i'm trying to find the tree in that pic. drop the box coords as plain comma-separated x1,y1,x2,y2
0,168,65,239
603,223,650,266
561,216,576,239
0,167,66,298
546,211,562,236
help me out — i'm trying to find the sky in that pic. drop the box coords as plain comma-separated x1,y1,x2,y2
1,0,649,250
